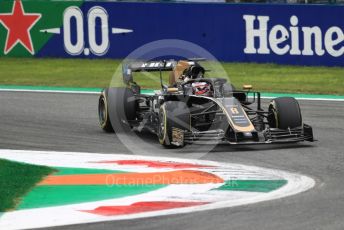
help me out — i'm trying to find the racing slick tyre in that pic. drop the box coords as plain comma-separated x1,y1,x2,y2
268,97,302,129
158,101,190,148
98,90,114,133
105,87,137,133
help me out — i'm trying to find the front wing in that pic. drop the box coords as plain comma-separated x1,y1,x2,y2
182,124,314,145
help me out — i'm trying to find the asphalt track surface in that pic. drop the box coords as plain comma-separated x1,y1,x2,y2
0,91,343,230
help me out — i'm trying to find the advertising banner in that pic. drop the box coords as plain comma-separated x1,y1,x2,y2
0,0,343,66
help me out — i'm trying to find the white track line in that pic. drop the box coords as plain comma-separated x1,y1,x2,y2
259,96,344,102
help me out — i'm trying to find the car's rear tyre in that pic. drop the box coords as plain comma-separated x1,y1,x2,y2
106,87,137,133
268,97,302,129
158,101,190,148
98,90,114,133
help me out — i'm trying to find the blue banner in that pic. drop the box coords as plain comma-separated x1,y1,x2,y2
1,1,344,66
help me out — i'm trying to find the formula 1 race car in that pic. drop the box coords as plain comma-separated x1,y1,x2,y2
98,59,314,147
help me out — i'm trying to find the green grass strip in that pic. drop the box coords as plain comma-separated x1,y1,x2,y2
0,159,54,212
0,58,344,95
215,180,288,192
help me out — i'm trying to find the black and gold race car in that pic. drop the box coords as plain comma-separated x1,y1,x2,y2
98,59,314,147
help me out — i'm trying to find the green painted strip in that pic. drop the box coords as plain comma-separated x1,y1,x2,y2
17,166,164,210
53,167,126,176
18,184,166,210
141,89,155,95
260,92,344,100
1,85,343,100
215,180,287,192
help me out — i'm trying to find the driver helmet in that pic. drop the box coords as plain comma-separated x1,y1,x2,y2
192,82,212,96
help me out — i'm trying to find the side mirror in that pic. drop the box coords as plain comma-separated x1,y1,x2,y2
243,84,253,90
122,65,133,85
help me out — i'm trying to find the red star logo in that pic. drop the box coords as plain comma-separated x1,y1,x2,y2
0,0,41,55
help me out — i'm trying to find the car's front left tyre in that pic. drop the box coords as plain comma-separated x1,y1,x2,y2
98,90,114,133
268,97,302,129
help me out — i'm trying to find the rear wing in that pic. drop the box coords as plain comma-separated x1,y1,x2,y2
122,60,176,85
122,58,205,74
122,59,206,86
126,60,176,72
